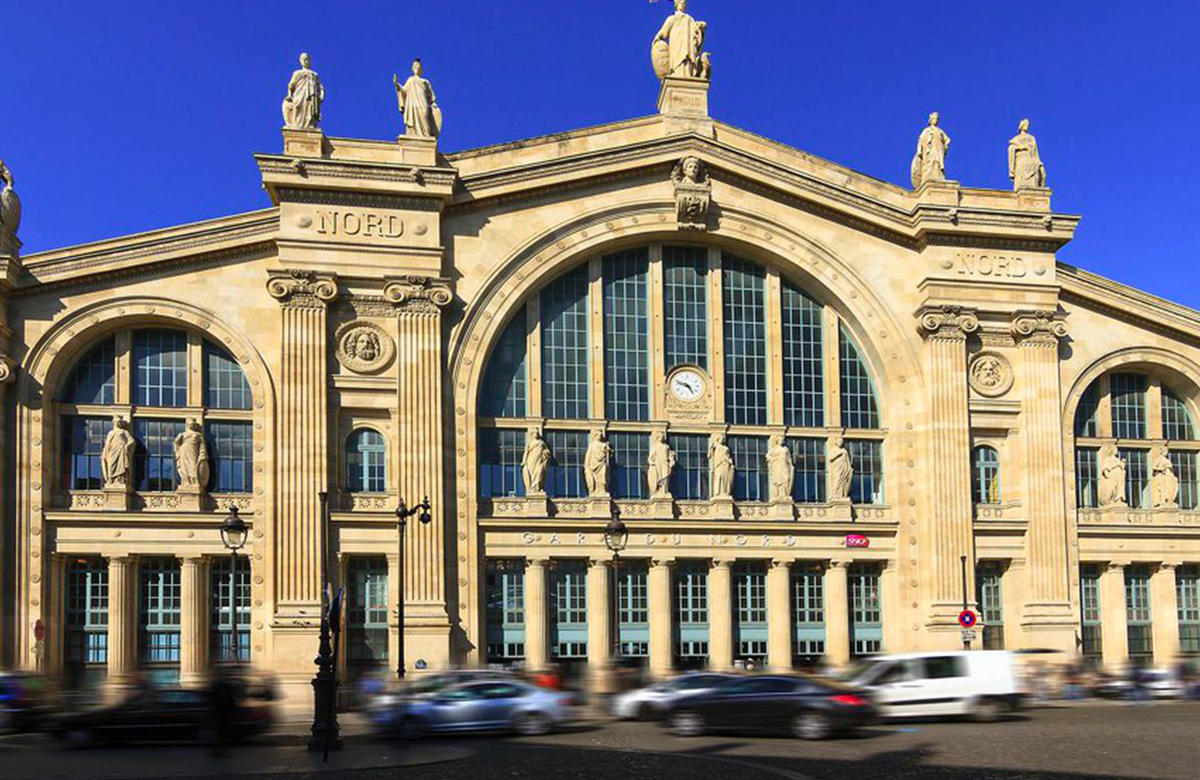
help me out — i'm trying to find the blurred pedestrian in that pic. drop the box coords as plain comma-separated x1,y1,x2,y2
207,665,238,756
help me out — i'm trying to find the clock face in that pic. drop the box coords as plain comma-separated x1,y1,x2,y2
669,369,706,402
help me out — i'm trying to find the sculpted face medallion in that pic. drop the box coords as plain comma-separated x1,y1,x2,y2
335,321,395,374
968,351,1014,397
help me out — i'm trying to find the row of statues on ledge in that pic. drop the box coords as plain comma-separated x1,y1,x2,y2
912,112,1048,192
282,53,441,139
521,428,854,504
1096,443,1180,510
100,416,210,492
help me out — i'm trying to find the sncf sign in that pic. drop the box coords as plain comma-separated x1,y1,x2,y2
844,534,870,549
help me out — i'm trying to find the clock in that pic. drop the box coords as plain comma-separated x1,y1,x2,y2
669,368,707,402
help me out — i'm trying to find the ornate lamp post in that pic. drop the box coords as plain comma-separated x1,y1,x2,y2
396,496,432,680
603,513,629,663
307,491,342,753
219,506,248,665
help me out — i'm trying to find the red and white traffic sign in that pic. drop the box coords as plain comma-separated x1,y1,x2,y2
958,609,977,628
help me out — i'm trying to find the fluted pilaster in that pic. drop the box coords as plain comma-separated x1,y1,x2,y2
180,556,206,686
107,556,136,680
708,559,733,671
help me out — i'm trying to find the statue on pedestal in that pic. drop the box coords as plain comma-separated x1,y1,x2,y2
1150,444,1179,509
827,435,853,501
282,52,325,130
522,428,551,495
584,429,612,497
910,112,950,189
651,0,710,81
394,59,441,139
173,418,211,490
709,432,734,499
1008,118,1047,190
1098,444,1128,507
766,434,795,503
101,416,136,489
647,430,676,498
0,155,20,254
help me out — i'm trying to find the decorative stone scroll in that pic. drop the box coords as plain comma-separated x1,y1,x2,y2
266,268,338,307
382,275,453,313
334,320,395,374
672,156,712,231
967,351,1014,397
1012,310,1067,344
916,304,979,340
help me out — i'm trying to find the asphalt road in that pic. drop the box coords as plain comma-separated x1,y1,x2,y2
3,701,1197,780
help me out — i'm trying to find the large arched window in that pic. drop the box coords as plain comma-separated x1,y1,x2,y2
478,245,885,506
1073,370,1199,510
971,445,1000,505
346,429,387,493
58,327,254,496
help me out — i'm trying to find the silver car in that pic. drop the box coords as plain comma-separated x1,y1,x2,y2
612,673,735,720
386,680,575,737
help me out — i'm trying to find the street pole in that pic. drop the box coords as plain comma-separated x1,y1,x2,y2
230,545,238,664
960,555,970,651
611,549,621,662
307,491,342,753
395,497,432,682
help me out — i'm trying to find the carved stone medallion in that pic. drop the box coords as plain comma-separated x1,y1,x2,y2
335,321,394,374
968,351,1014,397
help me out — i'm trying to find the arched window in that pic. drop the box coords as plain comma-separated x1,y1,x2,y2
346,429,387,493
477,245,885,505
971,446,1000,505
1073,371,1199,510
58,328,254,495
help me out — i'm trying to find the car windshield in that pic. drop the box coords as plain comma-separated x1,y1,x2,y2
409,675,457,695
837,659,884,683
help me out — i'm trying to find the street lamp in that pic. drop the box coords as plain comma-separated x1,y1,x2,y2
308,490,342,753
603,512,628,663
219,506,248,665
396,496,433,680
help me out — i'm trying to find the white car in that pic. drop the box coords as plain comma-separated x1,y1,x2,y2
612,673,735,720
847,651,1024,721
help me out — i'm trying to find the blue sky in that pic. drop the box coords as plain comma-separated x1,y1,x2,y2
4,1,1199,306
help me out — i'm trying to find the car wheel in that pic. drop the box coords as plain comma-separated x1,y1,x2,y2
401,718,426,741
971,697,1004,723
636,703,655,721
514,712,552,736
668,710,704,737
792,711,833,741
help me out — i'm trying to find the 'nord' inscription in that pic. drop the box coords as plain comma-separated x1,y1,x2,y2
955,252,1027,278
314,210,404,238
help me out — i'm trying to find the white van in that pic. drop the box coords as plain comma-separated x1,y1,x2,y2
847,651,1025,721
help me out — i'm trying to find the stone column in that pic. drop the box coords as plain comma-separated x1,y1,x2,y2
384,276,454,668
586,558,611,692
825,561,851,666
707,559,733,671
648,559,674,679
767,559,792,672
179,556,207,687
107,556,136,682
1151,564,1180,666
916,306,978,638
1002,559,1026,651
1012,312,1076,652
1099,563,1129,669
524,558,549,672
880,561,899,653
266,270,338,616
44,554,67,675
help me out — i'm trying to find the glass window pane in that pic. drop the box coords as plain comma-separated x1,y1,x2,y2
139,558,181,677
480,307,527,418
541,266,590,419
207,421,253,493
346,429,387,493
792,565,826,658
1170,450,1199,511
1162,388,1196,441
346,557,389,668
209,556,250,663
204,342,252,410
1074,382,1100,437
1110,373,1147,439
61,337,116,405
722,255,767,425
603,249,650,421
848,439,883,505
729,435,767,501
1075,448,1099,508
134,329,188,408
610,432,649,500
840,327,879,429
1125,565,1153,659
781,283,824,428
787,437,826,503
1080,565,1102,659
545,430,588,498
971,446,1000,505
850,564,883,656
62,416,113,491
486,559,526,662
135,418,185,492
66,558,109,682
674,561,709,662
478,428,526,498
663,246,708,370
1120,448,1149,509
976,563,1004,650
668,433,709,500
1178,566,1200,655
550,560,587,659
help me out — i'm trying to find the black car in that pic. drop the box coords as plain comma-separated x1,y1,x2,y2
54,686,274,747
662,674,874,740
0,672,55,732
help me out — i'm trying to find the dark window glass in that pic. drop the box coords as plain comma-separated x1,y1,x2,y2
722,256,767,425
1177,566,1200,655
347,557,389,667
541,266,590,419
207,421,253,493
1080,564,1103,659
1120,448,1149,509
1076,447,1099,508
730,435,767,501
1074,383,1100,437
850,564,883,656
603,249,650,421
971,445,1000,504
478,428,526,498
1171,451,1199,511
848,439,883,505
61,337,116,404
546,430,588,498
610,432,649,499
134,329,188,407
209,556,250,663
1162,388,1196,441
788,437,826,503
922,657,966,679
62,416,113,491
139,558,181,677
1110,373,1147,439
65,559,109,679
346,429,387,493
204,342,252,410
480,307,527,418
486,559,526,662
1125,565,1153,659
669,433,709,500
663,246,708,370
781,283,824,427
840,327,879,429
977,563,1004,650
134,418,185,492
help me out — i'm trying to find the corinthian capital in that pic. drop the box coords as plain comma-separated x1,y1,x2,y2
1011,309,1067,344
383,275,453,314
916,304,980,340
266,269,339,308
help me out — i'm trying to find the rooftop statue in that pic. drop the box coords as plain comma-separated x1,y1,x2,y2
394,59,442,139
0,156,20,251
1008,118,1047,190
910,112,950,189
282,52,325,130
651,0,711,81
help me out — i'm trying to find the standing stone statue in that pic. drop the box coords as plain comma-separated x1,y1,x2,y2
910,112,951,189
651,0,710,81
281,52,325,130
584,429,612,497
101,416,137,488
1008,118,1047,190
1098,444,1128,507
173,418,211,490
766,434,795,503
709,432,734,499
647,430,676,498
394,59,441,139
827,435,853,501
0,156,20,256
522,427,551,495
1150,444,1179,509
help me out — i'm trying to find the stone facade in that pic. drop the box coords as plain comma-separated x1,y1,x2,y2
3,54,1200,712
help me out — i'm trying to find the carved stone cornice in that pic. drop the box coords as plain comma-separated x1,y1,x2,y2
383,275,453,314
266,269,339,308
916,305,980,341
1011,309,1067,346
